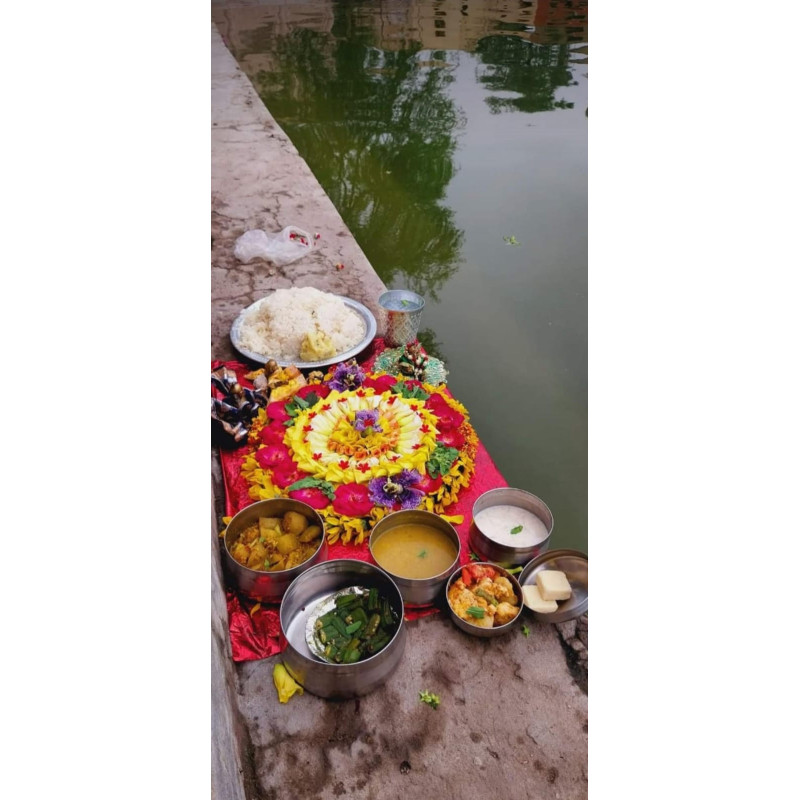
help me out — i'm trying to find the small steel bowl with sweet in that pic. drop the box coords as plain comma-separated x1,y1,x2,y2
468,487,554,567
222,497,328,604
368,509,461,605
445,561,524,638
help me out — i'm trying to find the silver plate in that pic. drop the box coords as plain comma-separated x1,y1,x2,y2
230,294,377,368
518,549,588,624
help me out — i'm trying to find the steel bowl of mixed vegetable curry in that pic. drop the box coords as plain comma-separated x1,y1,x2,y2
445,562,523,637
223,498,328,603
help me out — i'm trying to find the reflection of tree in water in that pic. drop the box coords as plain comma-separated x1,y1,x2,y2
475,35,575,114
242,27,465,301
416,327,446,363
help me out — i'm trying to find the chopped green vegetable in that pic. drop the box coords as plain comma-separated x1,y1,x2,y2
365,613,381,638
510,525,523,535
367,588,379,611
345,621,363,635
419,690,441,710
475,588,498,606
335,593,360,608
418,550,427,559
466,606,486,619
503,235,521,246
522,624,531,638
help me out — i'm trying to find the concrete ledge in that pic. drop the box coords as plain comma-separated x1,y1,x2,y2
211,22,386,363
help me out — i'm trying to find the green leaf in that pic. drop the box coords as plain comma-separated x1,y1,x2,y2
390,381,430,401
469,552,480,562
466,606,485,619
419,690,441,709
283,419,294,427
294,394,309,409
417,550,427,559
426,444,460,479
285,477,336,500
522,624,530,638
510,525,523,535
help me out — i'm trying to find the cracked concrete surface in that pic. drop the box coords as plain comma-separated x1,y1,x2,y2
211,20,587,800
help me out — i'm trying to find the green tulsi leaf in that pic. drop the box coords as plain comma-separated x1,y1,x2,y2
390,381,430,401
510,525,523,535
466,606,486,619
285,477,336,501
283,391,320,420
426,444,460,479
419,690,441,709
469,552,480,562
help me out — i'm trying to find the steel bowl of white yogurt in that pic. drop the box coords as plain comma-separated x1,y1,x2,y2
468,488,554,567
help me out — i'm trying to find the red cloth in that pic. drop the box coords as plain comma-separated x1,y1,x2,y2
214,341,507,661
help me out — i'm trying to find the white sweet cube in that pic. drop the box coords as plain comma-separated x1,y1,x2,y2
536,570,572,601
522,585,558,613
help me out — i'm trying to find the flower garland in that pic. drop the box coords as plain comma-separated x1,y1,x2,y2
239,362,478,546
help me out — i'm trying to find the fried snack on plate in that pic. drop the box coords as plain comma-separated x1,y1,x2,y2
268,365,307,403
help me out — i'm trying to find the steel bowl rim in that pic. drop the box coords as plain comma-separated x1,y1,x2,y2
445,561,524,633
472,487,554,535
280,558,406,669
368,509,462,585
223,498,327,579
378,289,426,312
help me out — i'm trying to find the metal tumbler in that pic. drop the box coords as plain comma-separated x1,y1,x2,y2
378,290,425,347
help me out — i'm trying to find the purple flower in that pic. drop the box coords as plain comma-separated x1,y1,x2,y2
368,469,424,510
329,360,365,392
354,409,383,433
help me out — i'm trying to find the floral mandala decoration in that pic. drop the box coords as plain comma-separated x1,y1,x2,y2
239,362,477,546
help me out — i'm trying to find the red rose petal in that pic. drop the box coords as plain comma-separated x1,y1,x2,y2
266,402,291,423
288,487,330,509
333,483,373,517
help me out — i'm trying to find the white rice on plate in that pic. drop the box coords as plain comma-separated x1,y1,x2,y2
237,287,366,361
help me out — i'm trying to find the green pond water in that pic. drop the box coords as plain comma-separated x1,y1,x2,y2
214,0,588,553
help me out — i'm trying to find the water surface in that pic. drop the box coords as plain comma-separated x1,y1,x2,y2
213,0,588,552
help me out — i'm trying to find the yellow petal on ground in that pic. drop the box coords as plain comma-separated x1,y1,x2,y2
440,514,464,525
273,663,304,703
249,603,262,617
